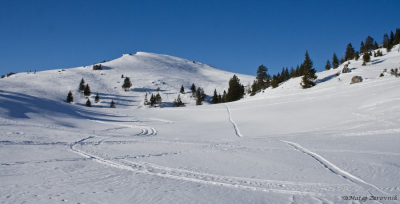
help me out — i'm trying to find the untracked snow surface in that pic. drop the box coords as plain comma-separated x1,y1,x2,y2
1,49,400,203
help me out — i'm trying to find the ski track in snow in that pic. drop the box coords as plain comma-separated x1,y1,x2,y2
224,104,243,137
281,140,388,196
68,135,361,196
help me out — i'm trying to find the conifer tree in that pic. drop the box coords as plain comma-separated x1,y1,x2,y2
226,75,245,102
222,90,227,103
190,83,196,95
360,41,366,53
110,100,116,108
362,53,371,65
218,94,222,103
66,91,74,103
365,36,374,51
390,31,395,45
150,94,156,107
211,89,219,104
180,85,185,94
144,92,149,105
271,75,279,88
325,60,331,70
340,56,345,65
173,94,184,107
86,99,92,107
255,64,270,90
84,84,91,96
122,77,132,91
373,41,379,50
332,53,339,69
354,51,360,61
155,93,162,106
393,28,400,44
95,93,100,103
382,33,389,48
300,51,317,89
121,74,124,78
344,43,355,61
79,78,85,92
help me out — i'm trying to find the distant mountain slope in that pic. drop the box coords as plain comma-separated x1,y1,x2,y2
0,52,255,108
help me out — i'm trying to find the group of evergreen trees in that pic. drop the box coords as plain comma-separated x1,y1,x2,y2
144,92,162,107
212,75,245,104
66,78,116,108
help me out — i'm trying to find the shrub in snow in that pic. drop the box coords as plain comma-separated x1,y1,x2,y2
110,100,116,108
93,64,102,70
122,77,132,91
350,76,363,84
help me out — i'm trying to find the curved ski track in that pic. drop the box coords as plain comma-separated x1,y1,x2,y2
281,140,387,196
224,104,243,137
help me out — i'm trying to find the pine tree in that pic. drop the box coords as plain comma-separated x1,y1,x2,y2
110,100,116,108
255,64,270,90
150,94,156,107
79,78,85,92
325,60,331,70
95,93,100,103
180,85,185,94
332,53,339,69
373,41,379,50
155,93,162,106
344,43,355,61
365,36,374,51
190,83,196,96
222,90,227,103
211,89,219,104
300,51,317,89
84,84,91,96
383,33,390,48
360,41,365,53
144,92,149,105
390,31,395,45
226,75,245,102
394,28,400,45
362,53,371,65
173,94,185,107
122,77,132,91
354,51,360,61
86,99,92,107
271,75,279,88
121,74,124,78
66,91,74,103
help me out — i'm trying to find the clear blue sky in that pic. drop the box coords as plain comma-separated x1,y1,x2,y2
1,0,399,77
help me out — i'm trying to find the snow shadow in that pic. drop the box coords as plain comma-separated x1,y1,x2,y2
131,88,167,93
316,73,338,84
371,59,385,65
0,90,127,122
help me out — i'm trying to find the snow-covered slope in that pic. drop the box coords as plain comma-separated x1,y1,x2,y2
1,47,400,203
0,52,254,108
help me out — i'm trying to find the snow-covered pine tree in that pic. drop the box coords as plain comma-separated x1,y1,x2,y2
122,77,132,91
84,84,91,96
79,78,85,92
66,91,74,103
300,51,317,89
110,100,116,108
95,93,100,103
86,99,92,107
